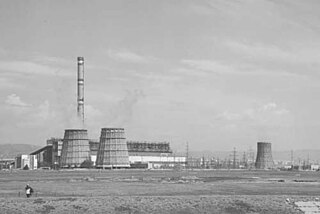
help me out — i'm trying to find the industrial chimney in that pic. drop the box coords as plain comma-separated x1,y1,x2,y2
77,57,84,125
255,142,274,169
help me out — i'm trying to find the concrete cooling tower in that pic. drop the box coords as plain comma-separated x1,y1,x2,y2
96,128,130,168
60,129,90,168
255,142,274,169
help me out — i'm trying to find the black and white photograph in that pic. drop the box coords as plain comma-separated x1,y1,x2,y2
0,0,320,213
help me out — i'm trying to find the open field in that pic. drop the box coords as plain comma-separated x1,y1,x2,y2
0,169,319,213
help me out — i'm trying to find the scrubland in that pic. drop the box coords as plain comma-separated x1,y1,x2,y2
0,169,317,213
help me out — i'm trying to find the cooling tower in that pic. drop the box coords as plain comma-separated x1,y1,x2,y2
96,128,130,168
60,129,90,168
255,142,274,169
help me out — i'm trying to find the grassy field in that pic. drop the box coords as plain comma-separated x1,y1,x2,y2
0,169,318,213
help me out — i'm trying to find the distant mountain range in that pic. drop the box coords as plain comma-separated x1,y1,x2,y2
0,144,41,159
0,144,319,162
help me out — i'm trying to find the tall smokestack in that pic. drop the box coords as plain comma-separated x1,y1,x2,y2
77,57,84,125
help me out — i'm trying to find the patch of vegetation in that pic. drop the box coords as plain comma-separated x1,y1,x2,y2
33,198,46,204
80,160,93,168
293,180,317,183
36,205,55,214
203,176,247,182
234,200,255,212
115,205,137,214
224,200,256,214
73,205,88,212
174,208,194,214
225,200,257,214
83,176,96,182
225,206,244,214
53,197,77,202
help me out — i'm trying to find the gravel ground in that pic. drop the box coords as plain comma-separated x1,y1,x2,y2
0,169,318,213
0,195,305,214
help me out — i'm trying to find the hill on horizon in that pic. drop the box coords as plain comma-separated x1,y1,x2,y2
0,144,41,159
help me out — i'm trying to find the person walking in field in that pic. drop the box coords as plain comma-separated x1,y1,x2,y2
25,184,33,198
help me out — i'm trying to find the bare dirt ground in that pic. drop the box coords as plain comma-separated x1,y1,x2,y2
0,169,318,213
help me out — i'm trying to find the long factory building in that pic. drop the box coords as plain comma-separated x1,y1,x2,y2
17,135,186,170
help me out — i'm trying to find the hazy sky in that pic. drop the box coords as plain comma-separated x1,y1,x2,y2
1,0,320,152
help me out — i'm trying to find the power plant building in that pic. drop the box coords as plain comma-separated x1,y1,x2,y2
89,139,99,166
15,154,37,170
47,138,63,168
29,146,52,169
29,137,186,169
127,141,186,169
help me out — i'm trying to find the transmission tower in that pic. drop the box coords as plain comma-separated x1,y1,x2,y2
186,142,189,169
232,147,238,169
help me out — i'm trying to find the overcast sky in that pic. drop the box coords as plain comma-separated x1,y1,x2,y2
1,0,320,152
